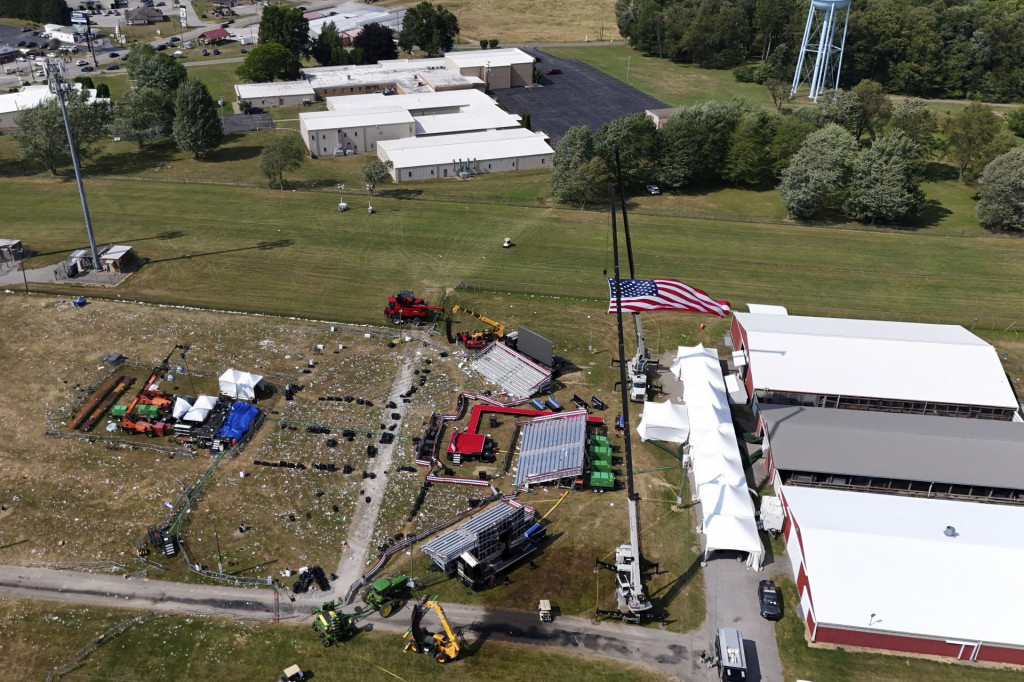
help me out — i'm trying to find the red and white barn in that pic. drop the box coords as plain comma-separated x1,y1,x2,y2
780,485,1024,665
728,309,1020,420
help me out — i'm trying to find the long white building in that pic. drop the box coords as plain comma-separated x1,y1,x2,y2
377,128,553,182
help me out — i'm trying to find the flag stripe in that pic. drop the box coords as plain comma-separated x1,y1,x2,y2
607,278,730,317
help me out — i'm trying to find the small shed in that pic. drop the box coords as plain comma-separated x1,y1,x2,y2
99,245,136,273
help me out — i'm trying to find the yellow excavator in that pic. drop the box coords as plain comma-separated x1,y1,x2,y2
448,305,507,350
402,596,461,663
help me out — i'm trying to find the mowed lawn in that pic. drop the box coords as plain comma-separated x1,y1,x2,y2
2,172,1022,330
433,0,618,44
544,45,774,108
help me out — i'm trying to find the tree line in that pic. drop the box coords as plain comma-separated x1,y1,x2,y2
552,88,1024,231
237,1,459,83
615,0,1024,101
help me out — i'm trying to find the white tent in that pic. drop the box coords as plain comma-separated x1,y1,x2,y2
219,369,263,400
184,394,218,422
674,343,764,570
636,400,690,443
172,396,193,420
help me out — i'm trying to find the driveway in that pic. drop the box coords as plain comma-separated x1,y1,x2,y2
491,47,668,144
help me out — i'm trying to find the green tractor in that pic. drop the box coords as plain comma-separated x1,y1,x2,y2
311,601,373,647
364,574,410,618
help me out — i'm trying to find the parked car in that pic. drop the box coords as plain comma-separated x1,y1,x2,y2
545,68,561,75
76,59,88,66
243,106,264,115
201,48,209,56
212,48,220,55
645,184,661,195
758,580,782,621
106,63,119,70
20,26,30,32
109,52,119,58
169,36,180,43
155,43,167,50
81,65,93,72
16,40,25,47
239,48,246,54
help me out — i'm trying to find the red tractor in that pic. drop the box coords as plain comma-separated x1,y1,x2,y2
385,291,444,324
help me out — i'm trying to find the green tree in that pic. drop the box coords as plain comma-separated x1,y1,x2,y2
125,44,187,94
95,83,110,99
479,39,488,49
851,79,891,139
15,90,110,176
816,89,863,136
259,5,309,57
397,1,460,56
723,110,780,186
362,159,393,195
594,112,659,191
520,113,531,130
769,116,816,176
353,22,398,64
551,125,597,206
946,101,1002,181
1006,107,1024,138
172,77,223,160
311,22,348,66
845,131,924,223
571,156,613,209
976,146,1024,232
73,76,95,89
260,133,307,189
760,44,791,113
658,100,749,187
887,98,937,152
113,86,174,148
778,124,859,219
237,42,301,83
488,39,499,49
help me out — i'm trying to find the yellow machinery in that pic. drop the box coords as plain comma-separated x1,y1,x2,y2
451,305,506,342
402,596,461,663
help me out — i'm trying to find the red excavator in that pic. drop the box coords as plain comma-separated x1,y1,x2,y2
120,350,177,437
385,291,444,324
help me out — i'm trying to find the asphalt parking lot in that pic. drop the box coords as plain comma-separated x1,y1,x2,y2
492,47,668,144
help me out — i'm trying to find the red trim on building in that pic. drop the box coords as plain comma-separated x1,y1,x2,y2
813,626,1024,665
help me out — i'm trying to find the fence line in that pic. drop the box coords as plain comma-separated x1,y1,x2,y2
46,612,168,681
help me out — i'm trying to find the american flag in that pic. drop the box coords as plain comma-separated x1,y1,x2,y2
607,278,731,317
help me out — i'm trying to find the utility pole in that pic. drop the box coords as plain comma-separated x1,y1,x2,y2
84,14,98,68
46,57,102,271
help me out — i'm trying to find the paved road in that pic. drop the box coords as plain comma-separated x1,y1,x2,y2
0,564,695,680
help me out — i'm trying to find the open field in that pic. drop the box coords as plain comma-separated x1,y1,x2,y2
773,578,1024,682
427,0,618,44
0,598,668,682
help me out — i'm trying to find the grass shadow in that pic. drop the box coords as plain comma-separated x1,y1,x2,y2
904,199,954,230
378,188,425,200
86,140,179,176
648,554,701,618
206,138,264,163
924,161,959,182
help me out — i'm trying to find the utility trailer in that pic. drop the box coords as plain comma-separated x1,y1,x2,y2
715,627,748,681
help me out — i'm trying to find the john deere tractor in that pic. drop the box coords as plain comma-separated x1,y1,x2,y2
364,574,409,618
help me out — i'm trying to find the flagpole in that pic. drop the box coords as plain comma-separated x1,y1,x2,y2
610,183,637,502
613,147,636,279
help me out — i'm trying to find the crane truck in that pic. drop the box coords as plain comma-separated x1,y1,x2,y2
625,314,650,402
402,596,460,663
447,305,507,350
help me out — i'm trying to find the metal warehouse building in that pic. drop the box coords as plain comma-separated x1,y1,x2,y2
779,485,1024,665
233,81,316,109
729,309,1020,420
376,128,553,182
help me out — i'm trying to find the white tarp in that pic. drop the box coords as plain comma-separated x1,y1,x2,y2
636,400,690,443
172,396,193,420
674,343,764,570
219,368,263,400
184,394,218,422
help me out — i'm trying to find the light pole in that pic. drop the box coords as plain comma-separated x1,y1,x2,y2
46,57,102,272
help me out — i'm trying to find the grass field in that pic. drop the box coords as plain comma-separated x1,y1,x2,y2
773,578,1023,682
0,598,669,682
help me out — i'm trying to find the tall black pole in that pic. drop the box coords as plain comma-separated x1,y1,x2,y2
610,184,637,501
613,147,636,279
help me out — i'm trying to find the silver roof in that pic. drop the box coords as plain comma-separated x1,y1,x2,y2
421,503,530,570
470,342,551,399
760,404,1024,489
514,413,586,487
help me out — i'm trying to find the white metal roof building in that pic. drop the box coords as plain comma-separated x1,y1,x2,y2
0,84,104,129
780,484,1024,664
233,81,316,108
306,6,406,38
302,59,477,98
730,310,1020,420
377,128,553,182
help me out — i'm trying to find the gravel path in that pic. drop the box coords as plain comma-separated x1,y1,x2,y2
333,348,416,597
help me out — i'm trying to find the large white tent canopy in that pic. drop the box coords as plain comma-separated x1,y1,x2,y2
637,401,690,443
183,394,218,422
172,396,193,420
219,369,263,400
671,343,763,569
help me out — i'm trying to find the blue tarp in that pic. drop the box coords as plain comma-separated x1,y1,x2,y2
216,402,259,441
